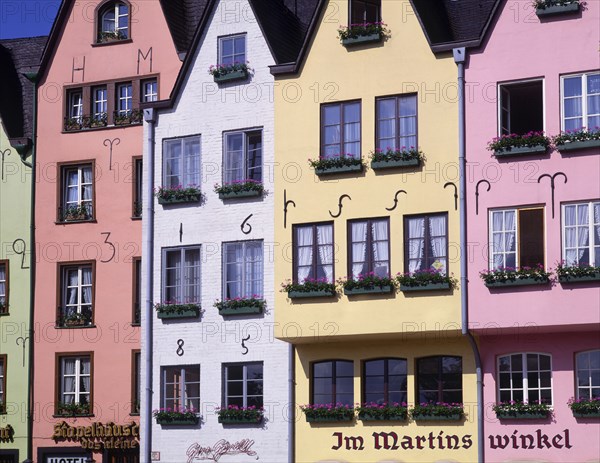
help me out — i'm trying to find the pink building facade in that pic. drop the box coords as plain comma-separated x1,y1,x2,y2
465,1,600,461
33,1,183,462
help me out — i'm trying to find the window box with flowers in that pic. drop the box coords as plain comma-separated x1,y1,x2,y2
557,263,600,283
410,402,464,421
568,397,600,418
310,154,365,176
357,403,408,421
493,401,551,419
153,408,199,425
480,265,552,288
217,405,264,424
215,297,265,316
56,402,91,417
215,179,264,199
59,204,93,223
339,273,396,296
370,147,423,170
397,269,457,292
209,62,250,84
301,404,355,423
534,0,580,17
61,310,93,328
114,109,142,126
281,278,337,299
338,22,390,46
64,117,83,132
553,128,600,152
488,132,550,157
155,186,203,205
155,302,201,320
97,30,128,44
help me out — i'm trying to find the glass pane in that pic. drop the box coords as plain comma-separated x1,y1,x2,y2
588,74,600,95
227,365,243,380
539,355,551,371
336,361,353,377
314,362,332,378
564,77,582,98
323,105,340,126
365,375,384,392
336,377,353,394
365,360,384,376
247,363,263,380
389,359,407,375
344,102,360,123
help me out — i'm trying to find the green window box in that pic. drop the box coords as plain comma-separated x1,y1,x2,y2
494,145,547,157
214,69,249,84
342,33,382,46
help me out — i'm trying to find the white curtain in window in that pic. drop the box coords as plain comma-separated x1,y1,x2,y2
565,205,577,265
81,267,92,307
408,218,425,273
82,167,92,200
372,220,389,276
246,243,263,298
66,171,78,203
577,204,590,263
505,211,516,265
62,358,76,402
317,225,333,282
184,138,200,187
80,358,90,399
185,249,201,303
166,251,182,302
67,270,78,307
351,222,367,278
0,264,5,302
429,216,447,274
594,203,600,243
297,227,313,283
226,244,243,299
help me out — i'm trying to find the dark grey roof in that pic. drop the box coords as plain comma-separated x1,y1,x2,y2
0,36,47,144
159,0,211,54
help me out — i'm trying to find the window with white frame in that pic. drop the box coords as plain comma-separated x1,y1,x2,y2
162,247,201,304
142,79,158,103
61,164,93,220
162,365,200,411
575,350,600,400
223,241,263,300
376,94,417,151
321,101,361,159
405,213,448,275
163,136,201,189
294,223,334,283
99,1,129,40
561,72,600,132
0,355,5,412
59,355,91,406
489,207,545,270
0,261,7,314
116,83,133,115
68,90,83,123
498,353,552,404
93,86,107,121
224,363,263,408
223,130,262,184
498,80,544,136
219,34,246,66
60,264,93,326
563,201,600,267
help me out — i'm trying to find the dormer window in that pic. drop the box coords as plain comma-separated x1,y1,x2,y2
219,35,246,66
97,1,129,43
350,0,380,24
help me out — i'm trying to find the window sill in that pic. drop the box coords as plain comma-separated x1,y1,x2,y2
288,290,337,299
156,307,201,320
131,322,141,327
62,122,141,134
358,413,407,421
536,3,580,17
218,305,263,316
495,412,550,420
0,312,10,317
572,411,600,418
131,216,142,221
157,195,202,206
55,219,97,225
493,145,548,157
218,416,263,424
156,416,199,426
371,158,420,170
400,282,452,292
218,190,262,200
558,274,600,284
130,412,140,417
91,38,133,47
315,164,363,176
556,139,600,152
341,33,382,47
343,286,393,295
484,277,550,288
55,324,96,329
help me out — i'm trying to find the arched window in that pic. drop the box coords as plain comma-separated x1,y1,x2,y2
363,358,407,404
497,353,552,404
97,1,129,43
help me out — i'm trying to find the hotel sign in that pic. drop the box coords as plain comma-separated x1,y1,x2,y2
52,421,139,451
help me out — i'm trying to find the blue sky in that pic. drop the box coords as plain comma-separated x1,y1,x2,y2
0,0,60,39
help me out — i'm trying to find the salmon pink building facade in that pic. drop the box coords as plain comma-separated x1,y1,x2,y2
33,1,187,461
465,1,600,461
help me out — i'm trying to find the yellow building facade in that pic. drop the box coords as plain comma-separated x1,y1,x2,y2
273,1,478,461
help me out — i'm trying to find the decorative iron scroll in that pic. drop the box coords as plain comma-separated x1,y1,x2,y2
103,137,121,170
241,214,253,235
283,190,296,229
329,194,351,218
475,180,491,216
538,172,567,219
385,190,407,212
1,148,10,180
444,182,458,211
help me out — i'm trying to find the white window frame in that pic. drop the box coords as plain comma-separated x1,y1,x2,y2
560,72,600,132
223,130,262,184
161,246,201,304
117,82,132,115
497,353,553,405
575,350,600,400
561,201,600,267
218,34,246,66
142,79,158,103
93,86,107,120
60,355,91,404
62,265,93,316
63,165,93,211
69,90,83,122
223,362,263,408
161,365,200,411
0,262,7,307
162,135,201,189
222,241,264,300
101,1,129,37
497,78,546,136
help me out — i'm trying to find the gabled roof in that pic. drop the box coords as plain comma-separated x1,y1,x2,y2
147,0,320,110
0,36,47,147
270,0,502,75
38,0,211,80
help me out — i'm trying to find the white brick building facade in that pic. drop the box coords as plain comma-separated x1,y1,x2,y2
141,1,290,461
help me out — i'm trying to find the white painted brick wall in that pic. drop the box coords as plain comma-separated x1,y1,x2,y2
141,1,291,462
